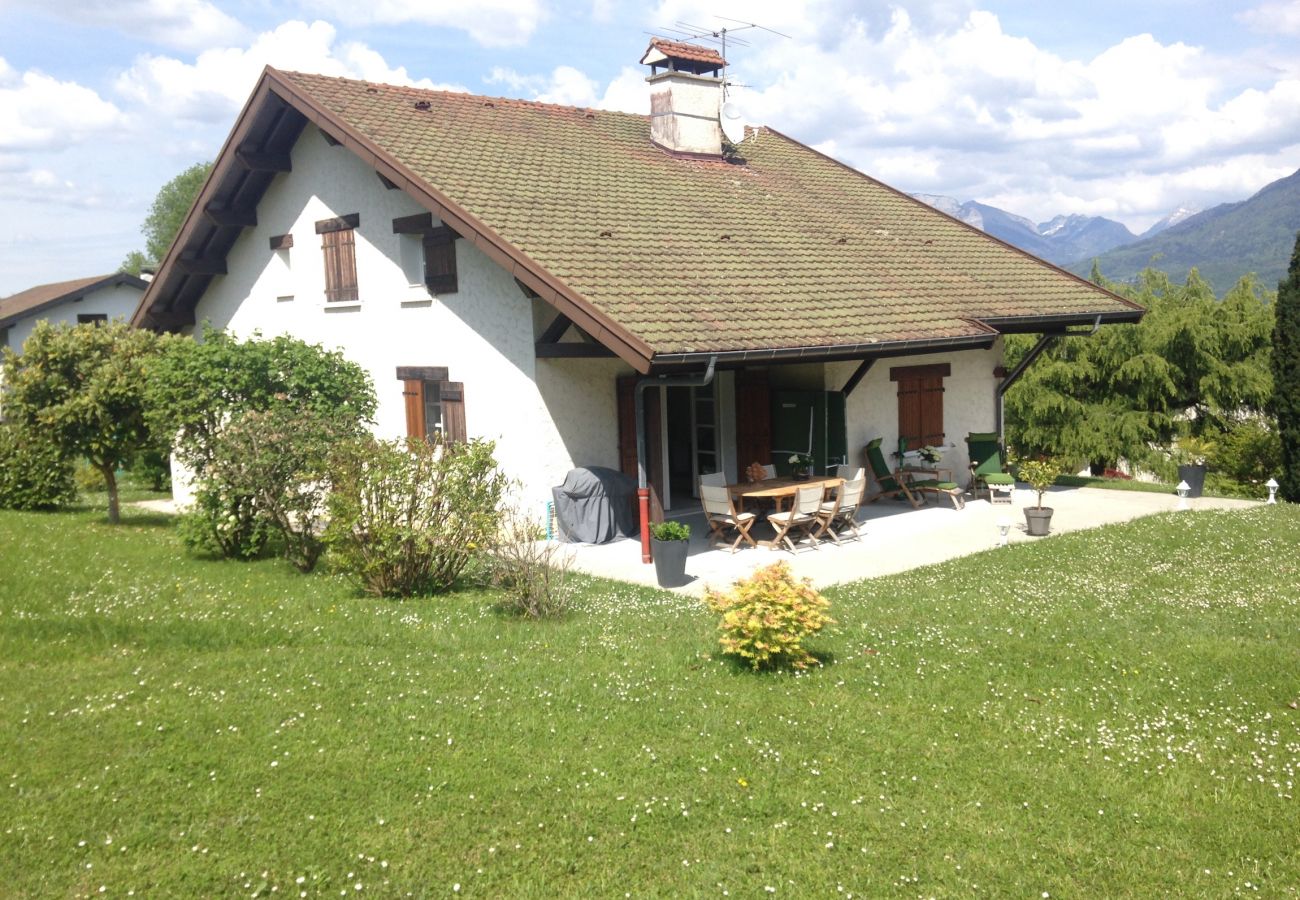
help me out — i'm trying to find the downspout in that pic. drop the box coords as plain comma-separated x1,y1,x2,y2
994,315,1101,447
635,355,717,563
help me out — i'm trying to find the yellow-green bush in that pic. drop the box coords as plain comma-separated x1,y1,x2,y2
703,561,834,671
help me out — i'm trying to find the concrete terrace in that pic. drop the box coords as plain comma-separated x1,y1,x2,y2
559,486,1261,594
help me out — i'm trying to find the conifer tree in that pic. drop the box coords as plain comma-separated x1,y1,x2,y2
1272,231,1300,502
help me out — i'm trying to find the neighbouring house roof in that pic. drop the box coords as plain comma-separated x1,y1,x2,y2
133,67,1143,373
1,273,148,330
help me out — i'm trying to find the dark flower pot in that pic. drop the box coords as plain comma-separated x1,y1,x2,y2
652,538,690,588
1024,506,1054,536
1177,464,1207,498
793,468,810,481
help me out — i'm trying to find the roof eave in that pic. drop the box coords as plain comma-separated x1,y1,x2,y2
977,309,1144,333
1,273,148,330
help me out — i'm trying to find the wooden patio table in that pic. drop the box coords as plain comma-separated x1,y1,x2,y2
728,475,845,514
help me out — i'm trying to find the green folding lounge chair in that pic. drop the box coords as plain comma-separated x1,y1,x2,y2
966,432,1015,504
863,438,965,509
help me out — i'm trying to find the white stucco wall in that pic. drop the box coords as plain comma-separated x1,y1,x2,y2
5,283,144,352
187,123,627,514
825,341,1004,486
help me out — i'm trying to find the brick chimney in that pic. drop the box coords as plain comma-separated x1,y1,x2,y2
640,38,726,158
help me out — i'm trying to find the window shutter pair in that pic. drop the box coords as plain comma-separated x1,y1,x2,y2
891,364,949,450
318,214,360,303
402,377,465,443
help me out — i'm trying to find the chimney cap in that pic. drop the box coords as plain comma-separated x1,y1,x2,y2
641,38,726,75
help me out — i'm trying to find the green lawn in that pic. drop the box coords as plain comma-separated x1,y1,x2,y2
1,505,1297,897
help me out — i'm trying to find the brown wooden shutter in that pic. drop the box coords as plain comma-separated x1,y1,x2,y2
322,229,358,302
403,379,426,439
735,369,772,468
440,381,466,443
423,230,458,294
895,375,944,449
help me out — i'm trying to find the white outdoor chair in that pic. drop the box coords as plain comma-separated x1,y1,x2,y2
761,464,776,479
835,465,865,482
817,477,865,545
698,471,728,489
767,484,825,553
700,484,756,553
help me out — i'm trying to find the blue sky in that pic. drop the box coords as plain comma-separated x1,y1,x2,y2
1,0,1298,296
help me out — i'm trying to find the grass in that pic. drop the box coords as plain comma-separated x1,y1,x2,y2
1,504,1298,897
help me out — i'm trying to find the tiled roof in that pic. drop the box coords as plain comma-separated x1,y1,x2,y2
643,38,727,68
0,274,142,329
277,71,1140,358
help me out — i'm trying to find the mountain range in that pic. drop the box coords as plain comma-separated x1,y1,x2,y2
912,165,1300,296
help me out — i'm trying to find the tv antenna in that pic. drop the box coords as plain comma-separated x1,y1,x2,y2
647,16,791,100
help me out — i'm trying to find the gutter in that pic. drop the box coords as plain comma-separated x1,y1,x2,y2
651,333,996,369
634,355,717,564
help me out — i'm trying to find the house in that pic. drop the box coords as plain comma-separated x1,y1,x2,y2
1,272,148,355
131,40,1143,555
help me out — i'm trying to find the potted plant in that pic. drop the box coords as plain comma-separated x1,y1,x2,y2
1172,435,1215,499
788,452,814,481
650,519,691,588
1017,457,1061,536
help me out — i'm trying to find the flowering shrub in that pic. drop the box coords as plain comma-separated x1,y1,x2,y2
178,484,273,561
703,561,834,671
0,423,76,511
325,436,506,597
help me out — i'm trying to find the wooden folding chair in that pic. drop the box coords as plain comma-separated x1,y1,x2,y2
817,477,866,545
700,485,757,553
767,484,825,553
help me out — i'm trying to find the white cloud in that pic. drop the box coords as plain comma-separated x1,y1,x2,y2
309,0,546,47
487,65,646,111
115,20,464,123
1237,1,1300,35
0,58,127,150
5,0,247,51
635,1,1300,227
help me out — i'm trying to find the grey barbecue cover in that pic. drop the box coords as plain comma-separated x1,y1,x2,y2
551,466,639,544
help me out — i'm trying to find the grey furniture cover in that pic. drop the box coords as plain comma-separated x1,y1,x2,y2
551,466,639,543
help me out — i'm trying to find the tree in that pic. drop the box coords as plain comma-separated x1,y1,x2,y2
1,321,163,523
121,161,212,274
1273,231,1300,502
1006,267,1275,471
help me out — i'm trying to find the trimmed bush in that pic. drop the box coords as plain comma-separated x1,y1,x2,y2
325,437,507,597
0,424,76,511
703,561,834,671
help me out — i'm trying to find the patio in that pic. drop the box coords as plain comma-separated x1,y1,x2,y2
558,486,1261,594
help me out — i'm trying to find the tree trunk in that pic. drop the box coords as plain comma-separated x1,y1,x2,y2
101,463,120,525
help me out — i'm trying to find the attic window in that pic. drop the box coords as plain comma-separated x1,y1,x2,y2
392,213,460,294
413,100,431,111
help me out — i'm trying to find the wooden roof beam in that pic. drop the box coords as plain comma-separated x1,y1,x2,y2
235,149,291,172
203,203,258,228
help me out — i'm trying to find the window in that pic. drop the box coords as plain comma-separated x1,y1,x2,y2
77,314,108,325
392,213,459,294
890,363,950,450
316,213,359,303
398,366,465,443
0,326,9,349
269,234,294,302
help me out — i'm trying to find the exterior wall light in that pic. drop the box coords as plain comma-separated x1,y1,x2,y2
1265,477,1279,505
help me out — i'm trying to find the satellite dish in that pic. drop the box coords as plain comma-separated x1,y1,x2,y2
720,100,745,143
